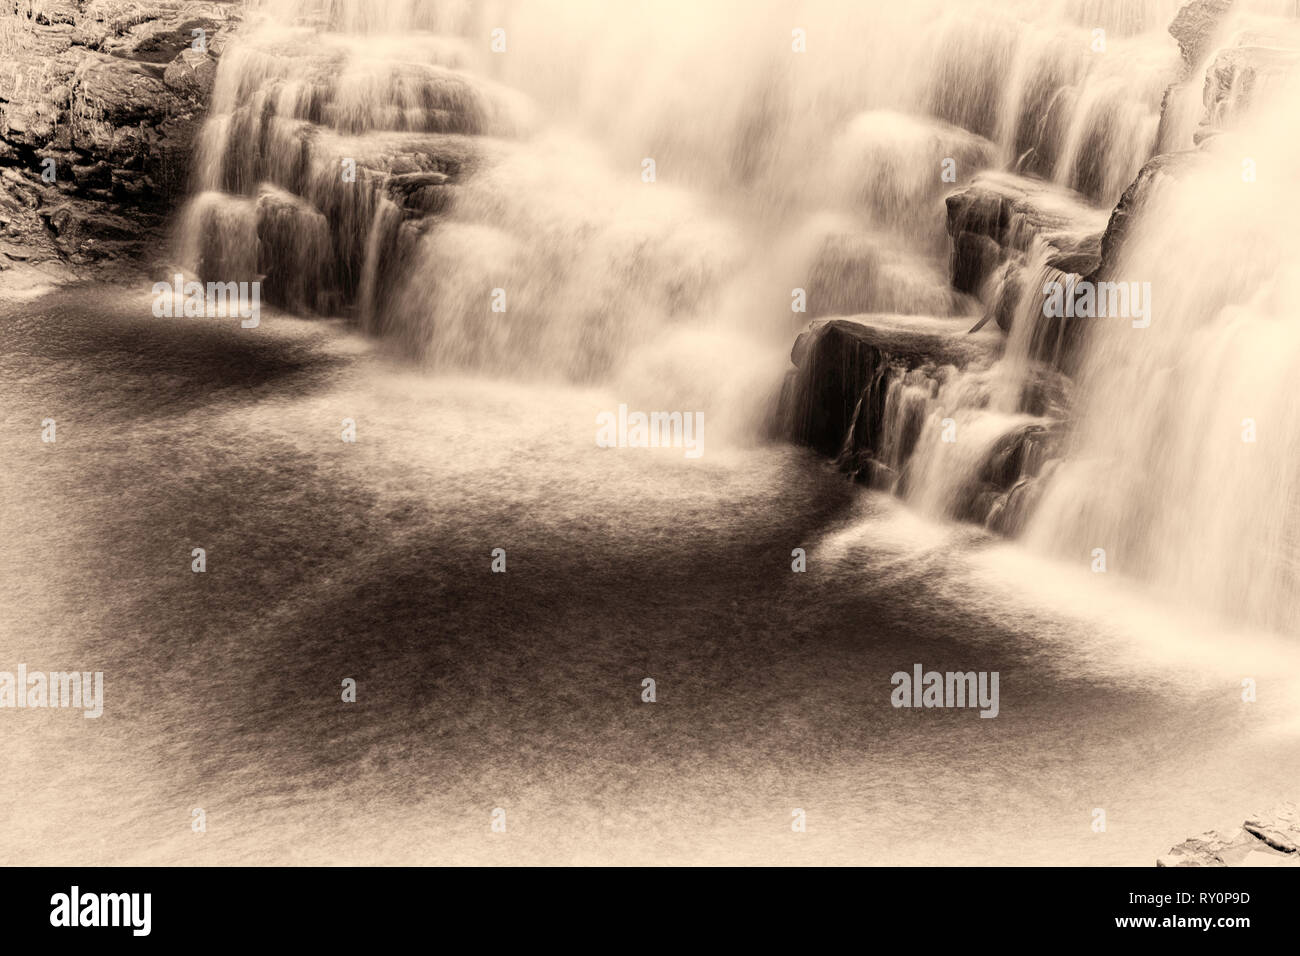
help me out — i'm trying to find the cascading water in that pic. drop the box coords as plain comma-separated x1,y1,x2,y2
1027,65,1300,632
177,0,1173,364
12,0,1300,872
172,0,1300,632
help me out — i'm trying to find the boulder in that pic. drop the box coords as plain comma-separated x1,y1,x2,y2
1168,0,1235,70
780,316,994,458
163,48,218,99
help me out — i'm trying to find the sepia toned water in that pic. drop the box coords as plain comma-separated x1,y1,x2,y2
3,287,1297,865
4,0,1300,864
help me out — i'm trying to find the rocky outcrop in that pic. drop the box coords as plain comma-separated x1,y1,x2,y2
1197,45,1300,142
944,172,1107,372
0,0,240,292
777,315,1059,529
945,173,1106,296
1168,0,1234,71
781,316,989,458
777,0,1300,541
1091,150,1204,282
1159,804,1300,866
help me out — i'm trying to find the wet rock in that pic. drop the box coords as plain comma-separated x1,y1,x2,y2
256,185,332,313
1093,151,1203,281
981,424,1049,490
780,316,994,458
385,169,453,217
163,47,218,98
951,232,1001,295
946,172,1106,348
783,319,893,457
1168,0,1235,70
946,172,1106,264
1158,803,1300,866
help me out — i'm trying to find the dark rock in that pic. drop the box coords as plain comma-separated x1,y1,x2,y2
1093,151,1203,281
783,319,892,457
255,185,333,313
946,173,1107,262
780,316,994,458
946,172,1106,356
951,231,1001,295
163,48,218,99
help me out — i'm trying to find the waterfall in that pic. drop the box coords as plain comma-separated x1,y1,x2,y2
170,0,1300,629
176,0,1175,375
1027,65,1300,632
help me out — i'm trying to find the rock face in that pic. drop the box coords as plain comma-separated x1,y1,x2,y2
1168,0,1235,70
778,315,1059,530
781,318,980,458
944,172,1107,370
0,0,240,291
1159,804,1300,866
946,173,1104,265
1091,151,1203,282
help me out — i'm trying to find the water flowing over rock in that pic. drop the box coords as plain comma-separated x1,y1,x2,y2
945,171,1106,366
7,0,1300,873
13,0,1295,631
1022,2,1300,633
778,314,1061,532
158,0,1204,390
778,0,1300,614
1198,44,1300,140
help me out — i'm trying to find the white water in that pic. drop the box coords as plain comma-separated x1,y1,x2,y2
172,0,1300,636
179,0,1178,377
10,0,1300,868
1028,67,1300,633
